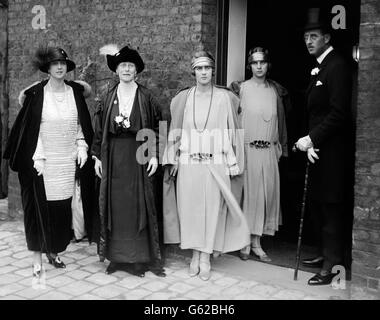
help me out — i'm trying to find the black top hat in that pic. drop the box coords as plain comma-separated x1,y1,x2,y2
106,46,145,74
34,47,76,73
303,7,332,32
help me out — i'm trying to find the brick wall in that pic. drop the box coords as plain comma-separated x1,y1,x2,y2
5,0,217,219
0,1,8,203
352,0,380,299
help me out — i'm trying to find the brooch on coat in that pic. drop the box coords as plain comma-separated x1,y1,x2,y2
115,114,131,129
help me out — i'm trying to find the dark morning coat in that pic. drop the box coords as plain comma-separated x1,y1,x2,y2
91,81,169,262
3,80,96,251
306,50,352,203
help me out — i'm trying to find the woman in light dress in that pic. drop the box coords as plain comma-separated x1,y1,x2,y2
231,47,289,262
163,51,250,281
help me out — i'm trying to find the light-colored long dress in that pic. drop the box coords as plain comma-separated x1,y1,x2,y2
240,80,282,236
176,87,249,254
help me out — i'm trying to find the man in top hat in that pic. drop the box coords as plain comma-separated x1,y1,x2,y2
295,8,353,285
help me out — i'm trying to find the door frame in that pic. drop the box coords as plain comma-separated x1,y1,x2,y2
215,0,247,86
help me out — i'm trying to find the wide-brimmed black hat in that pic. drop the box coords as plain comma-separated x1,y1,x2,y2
34,47,76,73
106,46,145,73
303,7,332,32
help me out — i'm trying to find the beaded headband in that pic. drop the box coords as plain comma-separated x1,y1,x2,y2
191,57,215,69
248,52,267,64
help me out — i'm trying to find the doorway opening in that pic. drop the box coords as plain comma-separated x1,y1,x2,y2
219,0,360,272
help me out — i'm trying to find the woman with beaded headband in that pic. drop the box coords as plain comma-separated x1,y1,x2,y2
231,47,291,262
163,50,249,281
4,46,95,278
91,44,167,278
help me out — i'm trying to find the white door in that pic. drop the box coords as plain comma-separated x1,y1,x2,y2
226,0,247,86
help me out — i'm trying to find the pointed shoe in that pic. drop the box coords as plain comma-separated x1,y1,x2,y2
308,273,336,286
105,262,118,275
47,255,66,269
199,261,211,281
188,260,200,277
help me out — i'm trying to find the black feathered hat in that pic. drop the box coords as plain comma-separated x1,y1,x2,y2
106,46,145,73
303,7,332,33
33,46,76,73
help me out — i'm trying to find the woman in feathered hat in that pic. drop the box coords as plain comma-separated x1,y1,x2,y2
91,44,167,277
4,46,96,278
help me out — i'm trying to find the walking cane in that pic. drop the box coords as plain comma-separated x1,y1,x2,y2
293,145,310,281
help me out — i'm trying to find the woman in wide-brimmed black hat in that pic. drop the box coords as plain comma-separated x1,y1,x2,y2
4,46,96,279
91,44,168,277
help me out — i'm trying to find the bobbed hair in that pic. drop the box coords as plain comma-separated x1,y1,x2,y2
246,46,272,72
191,50,215,76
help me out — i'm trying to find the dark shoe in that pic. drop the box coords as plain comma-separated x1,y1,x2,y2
152,269,166,278
302,256,324,268
149,262,167,277
130,268,145,278
132,271,145,278
308,272,336,286
47,254,66,268
123,263,146,278
105,262,118,275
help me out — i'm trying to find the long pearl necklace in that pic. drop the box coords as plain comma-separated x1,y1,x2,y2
193,86,214,133
49,81,67,104
48,81,69,137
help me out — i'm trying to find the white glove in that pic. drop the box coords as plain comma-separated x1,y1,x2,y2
34,159,45,176
307,147,320,164
296,135,313,152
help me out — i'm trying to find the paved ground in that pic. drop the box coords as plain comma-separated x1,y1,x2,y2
0,199,350,300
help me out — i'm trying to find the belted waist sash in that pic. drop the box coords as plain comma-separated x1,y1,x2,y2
246,140,278,149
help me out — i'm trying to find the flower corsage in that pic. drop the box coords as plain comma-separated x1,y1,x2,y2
114,114,131,129
311,67,320,76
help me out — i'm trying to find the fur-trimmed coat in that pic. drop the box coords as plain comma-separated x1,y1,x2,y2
3,80,97,246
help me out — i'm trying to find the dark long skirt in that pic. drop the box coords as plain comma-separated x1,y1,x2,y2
106,132,150,263
19,170,72,253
